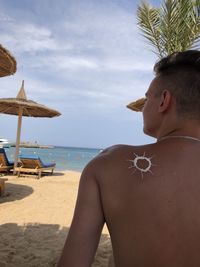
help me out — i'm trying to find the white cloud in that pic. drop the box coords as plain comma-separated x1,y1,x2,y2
0,12,13,22
1,23,59,53
31,55,99,70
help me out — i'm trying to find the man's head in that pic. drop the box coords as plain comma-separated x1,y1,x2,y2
143,50,200,137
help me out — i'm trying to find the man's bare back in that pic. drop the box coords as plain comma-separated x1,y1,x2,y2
100,139,200,266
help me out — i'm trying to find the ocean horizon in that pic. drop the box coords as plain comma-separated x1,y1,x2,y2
5,146,102,172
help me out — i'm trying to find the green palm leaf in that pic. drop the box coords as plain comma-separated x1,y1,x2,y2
137,2,162,57
137,0,200,57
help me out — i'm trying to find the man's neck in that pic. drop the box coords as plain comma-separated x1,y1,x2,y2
156,119,200,141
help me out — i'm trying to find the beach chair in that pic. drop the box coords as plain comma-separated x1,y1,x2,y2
15,154,56,179
0,148,14,172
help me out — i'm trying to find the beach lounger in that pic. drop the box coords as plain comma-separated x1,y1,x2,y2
15,154,56,179
0,148,14,172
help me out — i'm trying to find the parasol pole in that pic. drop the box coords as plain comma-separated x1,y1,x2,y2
13,107,23,173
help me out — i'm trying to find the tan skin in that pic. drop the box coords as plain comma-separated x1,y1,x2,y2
57,76,200,267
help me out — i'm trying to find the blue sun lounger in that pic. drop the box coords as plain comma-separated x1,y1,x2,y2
0,148,14,172
15,154,56,179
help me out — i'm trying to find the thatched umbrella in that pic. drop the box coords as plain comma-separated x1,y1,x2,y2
0,81,61,170
126,97,146,112
0,44,16,77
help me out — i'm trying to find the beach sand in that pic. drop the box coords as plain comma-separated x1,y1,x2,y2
0,171,112,267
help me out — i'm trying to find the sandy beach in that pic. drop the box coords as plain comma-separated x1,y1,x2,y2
0,171,112,267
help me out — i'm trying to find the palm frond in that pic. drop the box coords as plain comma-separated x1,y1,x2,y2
137,0,200,57
137,2,164,57
159,0,179,55
175,0,199,50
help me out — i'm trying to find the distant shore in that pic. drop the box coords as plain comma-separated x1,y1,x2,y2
8,142,54,149
20,143,54,149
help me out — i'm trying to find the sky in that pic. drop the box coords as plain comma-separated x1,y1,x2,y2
0,0,160,148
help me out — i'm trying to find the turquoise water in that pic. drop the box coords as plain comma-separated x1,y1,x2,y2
5,146,102,172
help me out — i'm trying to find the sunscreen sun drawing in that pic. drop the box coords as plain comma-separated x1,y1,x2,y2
128,152,155,179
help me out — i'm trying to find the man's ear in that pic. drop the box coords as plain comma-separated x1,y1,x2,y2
158,90,172,113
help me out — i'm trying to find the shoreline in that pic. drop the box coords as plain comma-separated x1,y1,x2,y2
4,146,99,174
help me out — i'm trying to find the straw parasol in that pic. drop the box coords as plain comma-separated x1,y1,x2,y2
126,97,146,112
0,44,17,77
0,81,61,170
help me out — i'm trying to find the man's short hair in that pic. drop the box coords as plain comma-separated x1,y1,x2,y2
153,50,200,120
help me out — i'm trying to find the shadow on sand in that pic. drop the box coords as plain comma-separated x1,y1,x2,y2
0,170,73,203
10,171,66,179
0,182,34,203
0,223,112,267
52,171,66,177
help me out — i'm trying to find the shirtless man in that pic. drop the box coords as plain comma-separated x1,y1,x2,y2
57,50,200,267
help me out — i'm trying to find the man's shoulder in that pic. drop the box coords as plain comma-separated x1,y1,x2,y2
84,143,156,171
80,142,157,183
97,144,134,159
99,143,156,157
99,144,130,156
82,145,127,170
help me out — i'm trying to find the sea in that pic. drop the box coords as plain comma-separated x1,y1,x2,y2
4,146,102,172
